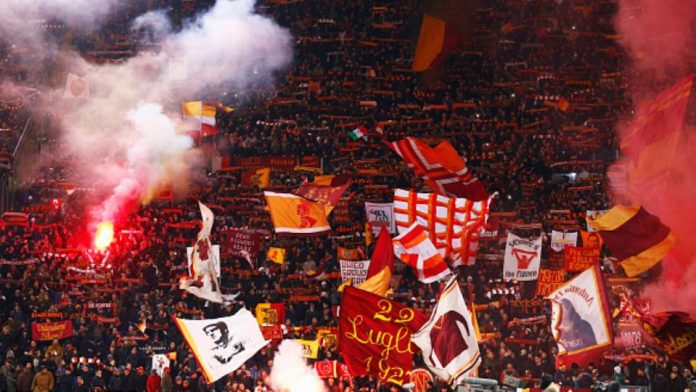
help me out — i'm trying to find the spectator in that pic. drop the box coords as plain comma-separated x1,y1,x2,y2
29,366,52,392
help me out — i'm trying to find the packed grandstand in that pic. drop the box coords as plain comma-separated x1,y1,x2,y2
0,0,694,391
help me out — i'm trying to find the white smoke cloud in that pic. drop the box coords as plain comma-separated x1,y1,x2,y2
0,0,293,229
268,340,326,392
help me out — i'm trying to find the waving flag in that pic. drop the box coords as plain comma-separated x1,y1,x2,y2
393,222,451,283
182,101,218,137
412,276,480,384
355,228,394,297
174,309,269,383
588,205,676,277
339,286,428,385
547,264,612,368
412,15,461,72
621,74,693,193
393,189,491,266
264,192,331,235
386,137,487,200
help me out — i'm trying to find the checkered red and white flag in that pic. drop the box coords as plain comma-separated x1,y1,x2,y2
393,222,451,283
393,189,491,267
386,137,488,200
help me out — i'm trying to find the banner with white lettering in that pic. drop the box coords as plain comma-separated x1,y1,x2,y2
339,259,371,285
503,233,542,281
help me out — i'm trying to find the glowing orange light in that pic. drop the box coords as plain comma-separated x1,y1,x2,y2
94,221,114,251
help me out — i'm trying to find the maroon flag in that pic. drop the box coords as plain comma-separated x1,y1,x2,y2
221,228,262,264
339,286,428,385
294,182,350,214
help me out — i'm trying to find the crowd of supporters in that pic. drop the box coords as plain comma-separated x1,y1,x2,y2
0,0,694,391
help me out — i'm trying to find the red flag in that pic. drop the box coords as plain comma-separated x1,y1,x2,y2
366,228,394,279
339,286,428,385
386,137,487,200
618,289,696,362
393,222,451,284
294,182,350,214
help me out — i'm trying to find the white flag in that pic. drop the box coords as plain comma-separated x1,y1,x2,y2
199,201,215,239
63,73,90,99
550,230,578,252
151,354,170,376
186,245,221,278
174,308,270,383
365,202,396,234
411,276,480,385
547,264,612,367
503,233,542,281
339,259,371,285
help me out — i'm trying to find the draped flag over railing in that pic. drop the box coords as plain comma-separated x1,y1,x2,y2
393,189,491,266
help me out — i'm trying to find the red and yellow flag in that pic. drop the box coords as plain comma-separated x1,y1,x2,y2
588,205,676,277
339,286,428,385
412,15,461,72
264,192,331,235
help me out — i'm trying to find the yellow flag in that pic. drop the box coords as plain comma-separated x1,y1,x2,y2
255,168,270,189
267,247,286,264
264,192,331,234
295,339,319,359
365,222,374,247
313,175,335,186
356,266,391,297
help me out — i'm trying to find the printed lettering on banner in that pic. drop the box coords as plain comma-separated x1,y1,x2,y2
339,259,372,285
503,233,542,281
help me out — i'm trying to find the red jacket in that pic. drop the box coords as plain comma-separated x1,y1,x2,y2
146,374,161,392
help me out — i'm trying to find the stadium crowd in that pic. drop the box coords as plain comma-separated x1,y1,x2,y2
0,0,694,391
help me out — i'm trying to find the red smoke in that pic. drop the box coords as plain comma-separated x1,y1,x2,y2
612,0,696,314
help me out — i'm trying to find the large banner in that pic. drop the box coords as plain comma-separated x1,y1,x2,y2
174,309,270,383
365,202,396,234
503,233,542,281
339,259,371,285
547,264,612,368
339,286,428,385
563,247,600,273
32,320,74,341
221,229,261,262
